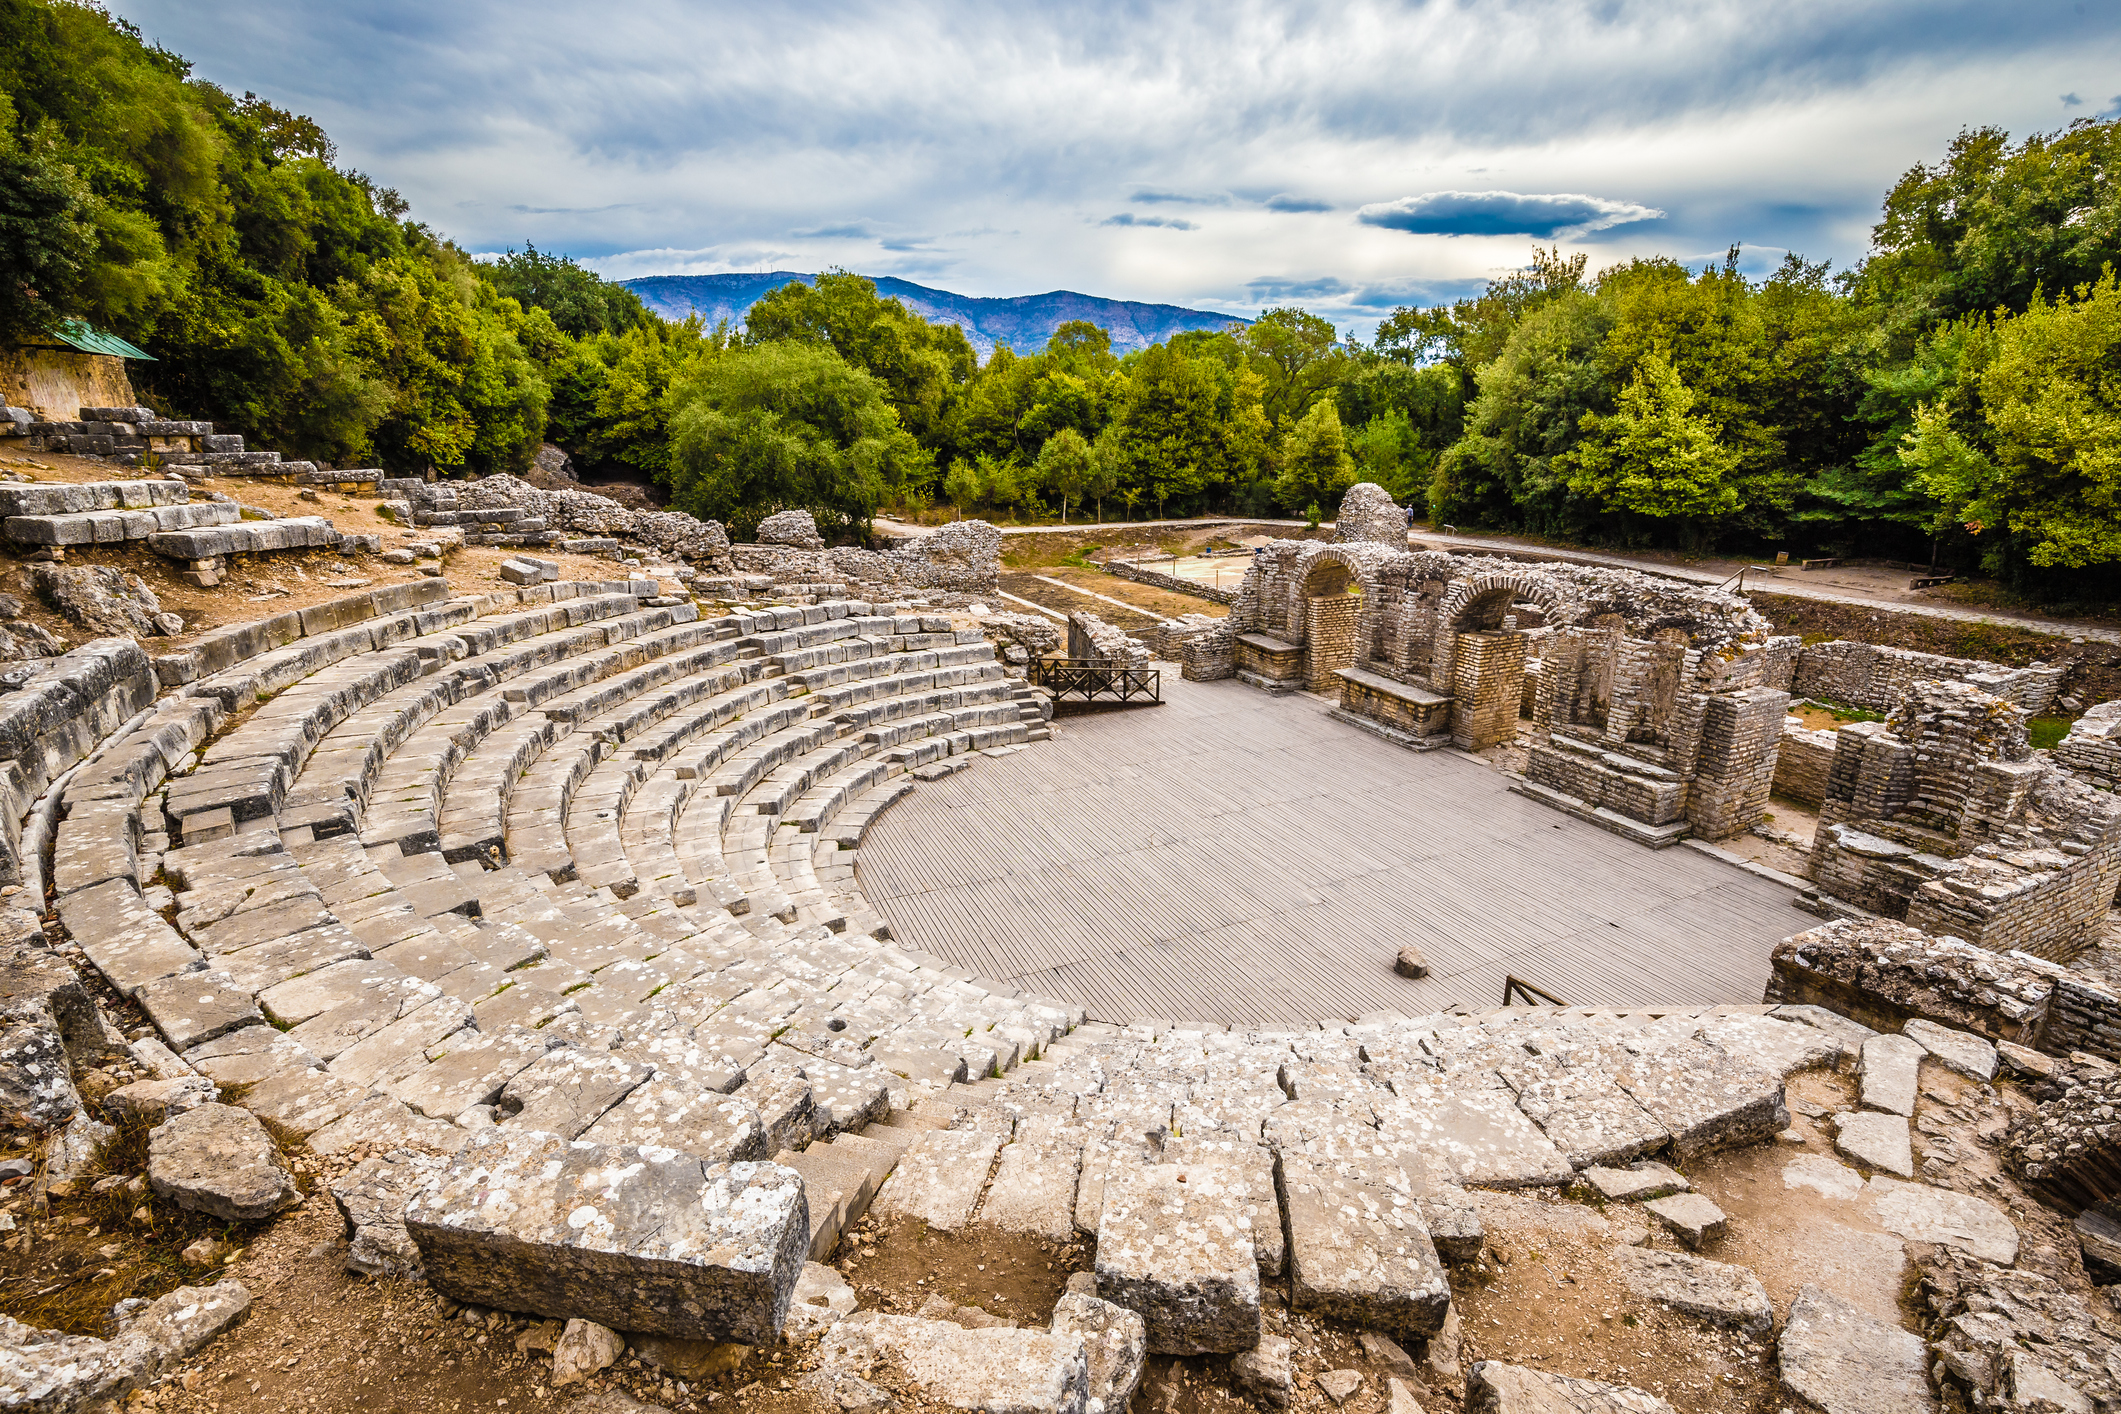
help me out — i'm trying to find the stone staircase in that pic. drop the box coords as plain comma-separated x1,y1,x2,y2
1,404,380,491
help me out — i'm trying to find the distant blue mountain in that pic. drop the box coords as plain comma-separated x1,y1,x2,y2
621,272,1248,356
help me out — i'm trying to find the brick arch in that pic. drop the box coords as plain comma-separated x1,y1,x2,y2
1431,568,1562,689
1258,542,1385,647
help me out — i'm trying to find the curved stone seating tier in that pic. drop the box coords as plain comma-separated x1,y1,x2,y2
22,577,1844,1348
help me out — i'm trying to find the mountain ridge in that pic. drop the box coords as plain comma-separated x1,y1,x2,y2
621,272,1249,356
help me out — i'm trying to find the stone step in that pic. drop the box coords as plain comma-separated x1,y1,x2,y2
147,516,345,560
4,500,239,545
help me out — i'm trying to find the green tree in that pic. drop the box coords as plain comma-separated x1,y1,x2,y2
1035,425,1095,523
744,270,975,451
1562,353,1741,527
1239,306,1352,427
1274,398,1356,514
0,132,96,338
1899,269,2121,578
664,340,928,540
1861,120,2121,338
482,244,653,338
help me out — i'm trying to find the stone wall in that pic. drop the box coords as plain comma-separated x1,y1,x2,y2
1068,612,1151,670
1793,639,2066,716
1808,680,2121,960
1765,918,2062,1047
1688,686,1789,839
1104,558,1237,605
1767,917,2121,1063
1772,720,1838,808
2058,703,2121,790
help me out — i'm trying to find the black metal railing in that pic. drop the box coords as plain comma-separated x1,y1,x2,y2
1028,657,1163,704
1502,974,1567,1007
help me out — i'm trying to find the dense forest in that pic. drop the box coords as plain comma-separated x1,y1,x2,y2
2,1,2117,600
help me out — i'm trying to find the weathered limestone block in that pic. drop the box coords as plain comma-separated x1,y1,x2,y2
1643,1193,1727,1250
1232,1332,1294,1407
388,1027,550,1120
783,1260,860,1341
1373,1084,1573,1188
135,970,260,1052
1281,1153,1449,1340
403,1128,809,1345
328,1149,451,1278
1095,1163,1261,1355
1467,1360,1675,1413
101,1073,217,1127
0,999,78,1128
1164,1132,1285,1276
1048,1291,1147,1414
815,1311,1090,1414
982,1116,1086,1242
1609,1041,1786,1160
0,940,101,1063
497,1047,653,1139
1868,1179,2018,1267
0,1281,250,1412
1502,1057,1668,1169
1834,1111,1914,1180
871,1128,1002,1233
1582,1162,1688,1203
1611,1247,1771,1336
1777,1284,1935,1414
147,1103,298,1221
552,1318,626,1386
576,1077,767,1164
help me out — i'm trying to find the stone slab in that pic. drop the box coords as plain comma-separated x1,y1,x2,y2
1467,1360,1675,1413
871,1128,1002,1233
1611,1246,1771,1337
1582,1162,1688,1203
147,1102,298,1220
815,1312,1090,1414
1867,1179,2019,1267
403,1127,809,1346
1375,1083,1574,1188
498,1048,653,1139
1777,1284,1936,1414
1901,1020,1998,1084
1643,1193,1727,1250
135,970,261,1052
1834,1111,1914,1180
1280,1152,1448,1341
1858,1034,1924,1117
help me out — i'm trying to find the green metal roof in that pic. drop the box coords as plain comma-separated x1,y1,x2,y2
42,319,153,360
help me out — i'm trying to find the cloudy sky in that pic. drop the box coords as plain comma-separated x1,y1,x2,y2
114,0,2121,335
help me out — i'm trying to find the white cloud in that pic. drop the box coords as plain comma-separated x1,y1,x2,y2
109,0,2121,335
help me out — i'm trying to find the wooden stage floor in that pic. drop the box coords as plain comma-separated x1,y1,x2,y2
857,675,1807,1029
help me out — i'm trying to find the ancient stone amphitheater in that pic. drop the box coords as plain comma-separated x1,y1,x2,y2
0,486,2117,1414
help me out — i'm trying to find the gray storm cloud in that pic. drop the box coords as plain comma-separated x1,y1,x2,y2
1357,192,1667,240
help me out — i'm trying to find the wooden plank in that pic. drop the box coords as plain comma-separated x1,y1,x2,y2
857,675,1801,1024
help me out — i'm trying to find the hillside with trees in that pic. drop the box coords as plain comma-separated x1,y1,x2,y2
2,0,2116,599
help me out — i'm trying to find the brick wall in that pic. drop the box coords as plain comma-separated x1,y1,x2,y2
1450,631,1527,749
1305,594,1361,693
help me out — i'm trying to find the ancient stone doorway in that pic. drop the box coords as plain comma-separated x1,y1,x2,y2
1302,560,1362,693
